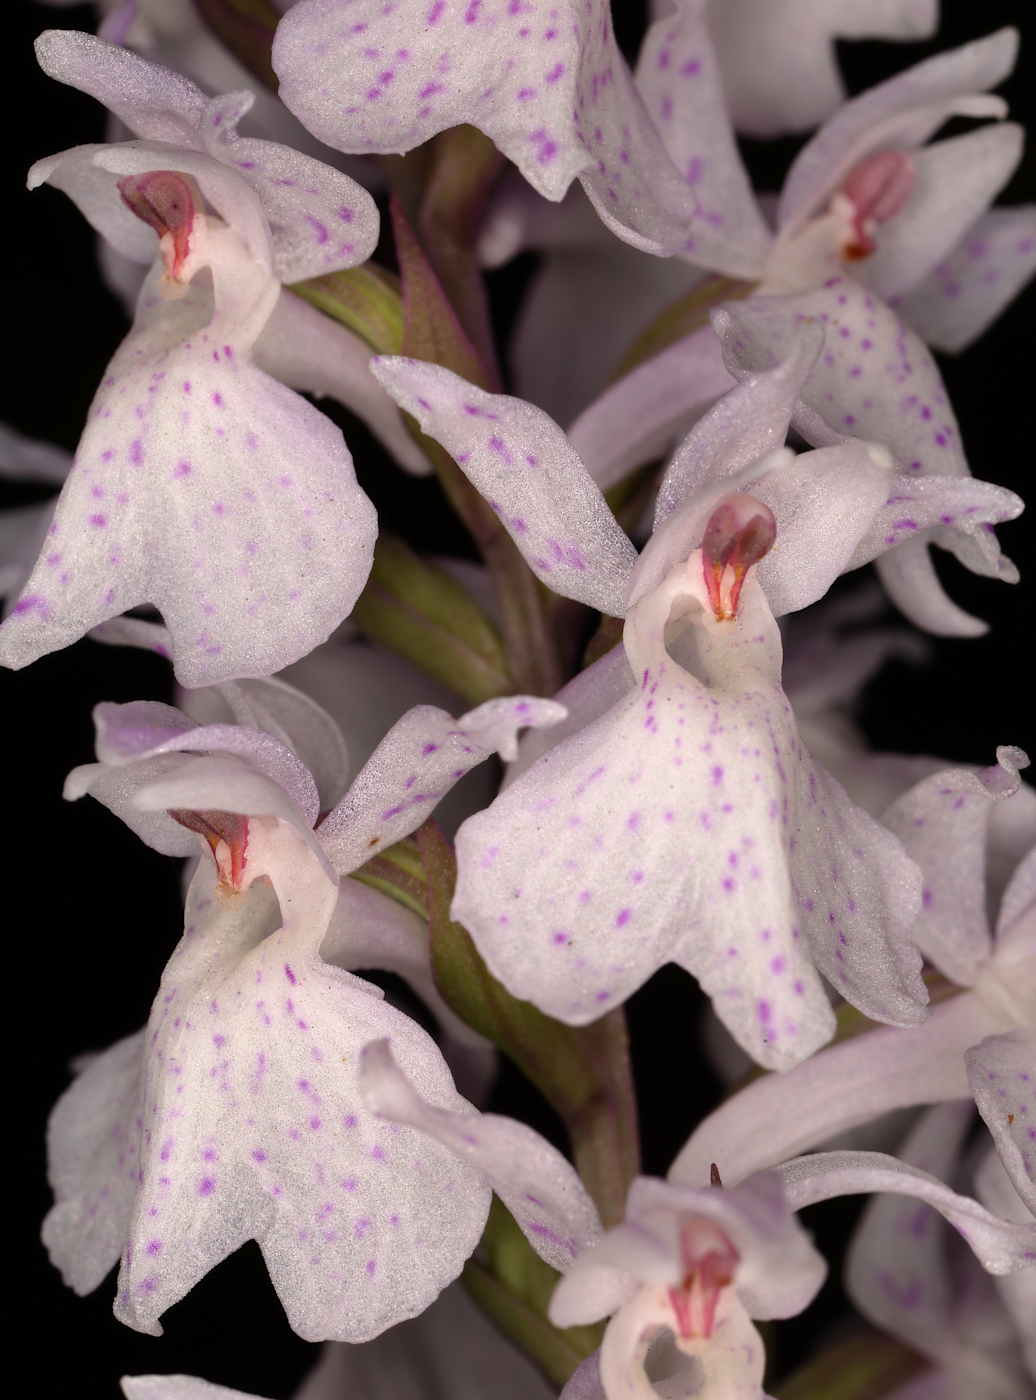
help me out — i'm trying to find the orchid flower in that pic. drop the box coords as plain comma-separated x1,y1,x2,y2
359,1042,1033,1400
45,687,564,1338
117,1276,557,1400
845,1102,1035,1400
0,31,424,685
671,753,1036,1211
363,333,963,1069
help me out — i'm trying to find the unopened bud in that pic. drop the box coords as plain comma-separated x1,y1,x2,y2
701,494,776,621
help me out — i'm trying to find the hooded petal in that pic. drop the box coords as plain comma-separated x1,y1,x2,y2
881,749,1030,986
669,992,1004,1188
0,253,377,686
706,0,939,138
566,325,736,492
273,0,764,272
359,1038,602,1271
43,1030,146,1297
453,576,924,1068
857,124,1025,302
715,279,970,478
112,850,490,1341
253,290,430,476
892,206,1036,354
966,1031,1036,1215
777,29,1019,234
634,0,772,272
371,358,638,615
775,1150,1036,1276
317,695,567,874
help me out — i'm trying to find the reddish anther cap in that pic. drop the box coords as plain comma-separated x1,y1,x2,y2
170,808,250,894
668,1219,740,1340
839,150,917,259
701,494,777,621
118,170,200,278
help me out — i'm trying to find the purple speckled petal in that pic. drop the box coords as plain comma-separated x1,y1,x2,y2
707,0,938,138
634,0,771,272
966,1031,1036,1215
858,124,1024,302
845,1103,982,1369
273,0,763,272
318,695,567,874
777,29,1018,234
881,748,1030,986
453,578,924,1069
567,325,736,492
670,992,1000,1188
0,251,377,687
359,1039,601,1271
893,205,1036,354
43,1030,146,1297
112,845,489,1341
371,358,638,615
776,1150,1035,1277
716,279,970,478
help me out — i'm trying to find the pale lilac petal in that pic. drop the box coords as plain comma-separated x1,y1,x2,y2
776,1150,1036,1276
654,322,824,526
0,501,57,613
273,0,766,272
669,992,1002,1188
317,696,567,874
875,537,990,638
967,1032,1036,1215
634,0,772,267
294,1281,557,1400
974,1150,1036,1380
479,173,617,269
122,1379,264,1400
999,848,1036,944
706,0,938,138
254,291,430,476
510,241,707,427
35,29,206,145
42,1030,145,1296
64,751,205,858
566,324,736,491
777,29,1019,233
114,863,490,1341
370,358,638,615
323,878,488,1050
359,1039,601,1271
89,616,173,657
881,749,1030,985
0,258,378,687
715,278,970,477
859,124,1025,301
28,143,160,265
0,422,73,485
850,475,1022,577
893,206,1036,354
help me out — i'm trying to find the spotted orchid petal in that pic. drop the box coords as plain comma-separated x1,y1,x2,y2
881,749,1030,986
776,29,1019,235
715,279,969,477
967,1031,1036,1215
370,358,638,615
669,992,1004,1188
452,575,926,1069
705,0,939,138
36,30,380,280
776,1150,1036,1277
846,1104,1034,1397
359,1039,602,1272
316,695,567,874
0,499,57,614
565,324,736,491
634,0,772,273
0,247,377,686
856,123,1025,302
273,0,762,273
60,804,490,1340
892,206,1036,354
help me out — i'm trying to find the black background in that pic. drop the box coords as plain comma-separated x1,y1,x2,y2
1,0,1032,1394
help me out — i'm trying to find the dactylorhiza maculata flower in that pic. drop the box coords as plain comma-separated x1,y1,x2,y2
367,329,1023,1069
0,31,434,687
